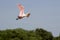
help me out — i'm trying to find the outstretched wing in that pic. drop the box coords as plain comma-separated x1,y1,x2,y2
18,4,24,16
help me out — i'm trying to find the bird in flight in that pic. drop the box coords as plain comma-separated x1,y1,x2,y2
16,4,30,20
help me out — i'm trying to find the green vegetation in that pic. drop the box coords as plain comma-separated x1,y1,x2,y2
0,28,60,40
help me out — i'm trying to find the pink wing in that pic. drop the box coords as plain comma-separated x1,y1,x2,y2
18,4,24,16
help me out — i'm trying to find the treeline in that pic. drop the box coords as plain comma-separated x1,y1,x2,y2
0,28,60,40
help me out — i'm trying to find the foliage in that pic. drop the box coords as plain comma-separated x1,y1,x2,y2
0,28,60,40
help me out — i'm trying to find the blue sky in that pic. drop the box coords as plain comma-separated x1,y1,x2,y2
0,0,60,37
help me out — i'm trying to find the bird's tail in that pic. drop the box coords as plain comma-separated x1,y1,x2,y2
26,13,30,17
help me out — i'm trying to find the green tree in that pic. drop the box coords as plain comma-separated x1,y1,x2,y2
35,28,53,40
0,28,60,40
